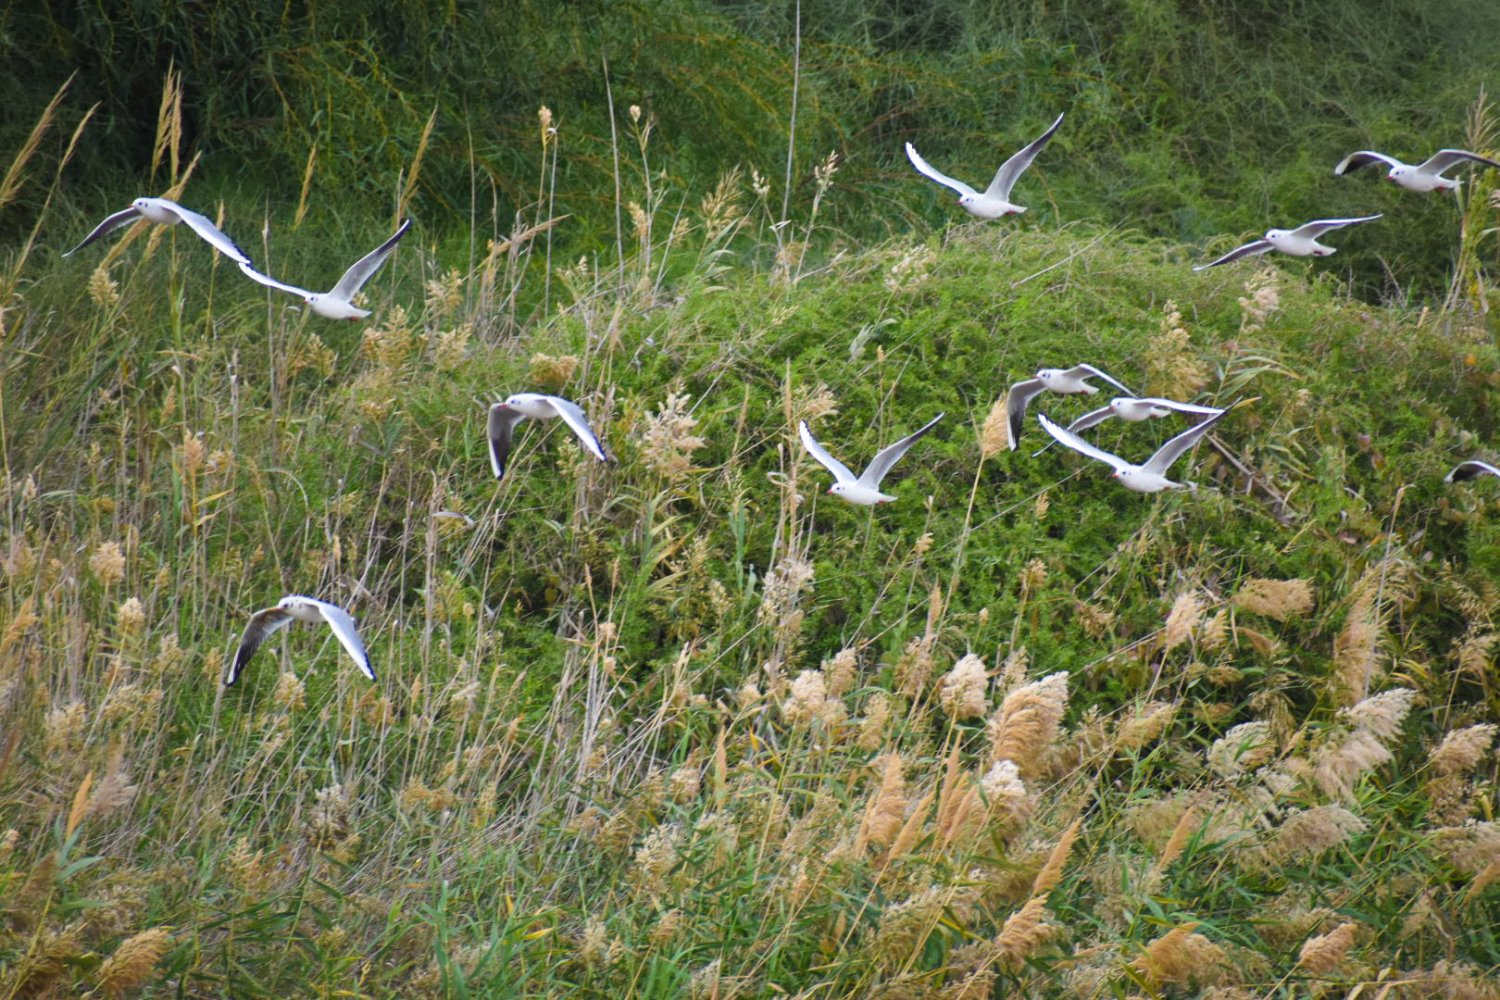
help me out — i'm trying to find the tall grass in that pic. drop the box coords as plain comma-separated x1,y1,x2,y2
3,34,1500,1000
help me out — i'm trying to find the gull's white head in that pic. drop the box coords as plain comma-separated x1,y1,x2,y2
828,483,846,497
131,197,150,212
1386,167,1403,182
1038,369,1057,384
1108,399,1127,414
958,193,975,208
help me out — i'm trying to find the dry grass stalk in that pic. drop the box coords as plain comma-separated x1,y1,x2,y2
0,75,70,212
1232,578,1314,621
986,671,1069,778
1162,592,1203,652
1031,819,1082,896
1132,923,1227,988
95,926,172,997
993,893,1054,971
858,753,907,851
1207,720,1275,777
938,654,989,720
1296,921,1358,974
979,395,1011,457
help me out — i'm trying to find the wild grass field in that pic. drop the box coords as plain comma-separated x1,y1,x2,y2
3,2,1500,997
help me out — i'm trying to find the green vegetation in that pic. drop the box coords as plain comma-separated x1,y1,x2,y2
2,2,1500,996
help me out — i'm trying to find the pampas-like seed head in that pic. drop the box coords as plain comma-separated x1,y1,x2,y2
780,670,827,727
1132,923,1227,987
986,672,1069,777
1297,921,1358,974
938,654,989,720
979,395,1010,457
994,894,1054,971
1162,592,1202,652
858,753,907,850
1430,723,1498,776
1233,578,1314,621
95,926,172,997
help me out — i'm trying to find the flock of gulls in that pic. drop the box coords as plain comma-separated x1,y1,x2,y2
62,119,1500,684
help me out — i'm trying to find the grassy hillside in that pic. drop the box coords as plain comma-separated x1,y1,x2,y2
3,82,1500,992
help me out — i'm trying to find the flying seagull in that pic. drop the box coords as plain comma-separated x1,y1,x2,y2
1193,215,1382,270
63,196,253,265
226,595,375,686
238,219,412,320
1031,397,1224,456
904,113,1065,219
1004,365,1133,451
1037,408,1229,492
799,414,944,505
1334,149,1500,193
1445,460,1500,483
487,393,608,480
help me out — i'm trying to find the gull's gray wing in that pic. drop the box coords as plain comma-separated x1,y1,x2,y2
62,206,141,257
1032,403,1114,457
1446,460,1500,483
162,200,254,265
858,413,944,488
799,421,858,486
1006,378,1048,451
310,599,375,681
487,403,526,479
1333,150,1402,176
543,395,608,463
1065,363,1133,395
1193,239,1273,270
1134,397,1224,417
1037,412,1129,473
1418,149,1500,176
329,219,412,301
1288,215,1383,239
904,143,978,198
1140,407,1230,476
986,112,1065,201
226,606,294,685
237,260,315,299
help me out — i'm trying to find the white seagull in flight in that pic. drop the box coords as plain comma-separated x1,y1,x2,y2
1037,408,1229,492
238,219,412,320
799,414,944,505
226,595,375,686
1032,397,1223,456
1445,460,1500,483
1194,215,1382,270
64,196,253,265
1334,149,1500,193
904,113,1064,219
487,393,609,480
1004,364,1133,451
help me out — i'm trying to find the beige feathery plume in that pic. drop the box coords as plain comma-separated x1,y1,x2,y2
95,926,172,997
780,670,827,726
884,789,935,867
1232,578,1315,621
939,654,990,720
986,672,1070,778
858,753,907,851
1267,805,1367,863
979,395,1010,457
1430,723,1498,776
993,894,1054,971
1132,923,1227,987
1206,720,1275,777
1343,687,1416,743
1031,819,1082,896
980,759,1033,836
1162,592,1203,652
1154,800,1200,878
823,646,859,697
1117,701,1177,750
1430,821,1500,876
1297,921,1358,974
858,692,894,751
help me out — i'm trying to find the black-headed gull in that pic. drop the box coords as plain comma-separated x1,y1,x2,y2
238,220,411,320
904,113,1064,219
1335,149,1500,193
488,393,608,480
1031,397,1223,456
1005,365,1132,451
226,595,374,685
799,414,943,505
64,196,253,265
1037,408,1229,492
1193,215,1382,270
1445,460,1500,483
